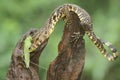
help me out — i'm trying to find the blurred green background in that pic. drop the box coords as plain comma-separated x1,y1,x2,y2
0,0,120,80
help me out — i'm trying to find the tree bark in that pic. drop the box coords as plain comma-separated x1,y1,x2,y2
6,29,48,80
6,10,85,80
47,12,85,80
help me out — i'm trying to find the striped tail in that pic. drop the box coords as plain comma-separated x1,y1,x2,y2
86,31,119,61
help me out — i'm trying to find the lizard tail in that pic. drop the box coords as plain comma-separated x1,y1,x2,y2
86,31,119,61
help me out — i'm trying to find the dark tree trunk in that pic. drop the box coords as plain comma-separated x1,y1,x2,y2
47,12,85,80
6,29,49,80
6,10,85,80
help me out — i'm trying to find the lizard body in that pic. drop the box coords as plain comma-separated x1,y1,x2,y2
28,4,118,61
24,35,32,68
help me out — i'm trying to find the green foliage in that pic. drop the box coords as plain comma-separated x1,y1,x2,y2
0,0,120,80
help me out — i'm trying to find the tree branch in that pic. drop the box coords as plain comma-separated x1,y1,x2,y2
47,12,85,80
6,29,48,80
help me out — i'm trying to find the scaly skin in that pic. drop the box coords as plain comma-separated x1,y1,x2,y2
28,4,118,61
